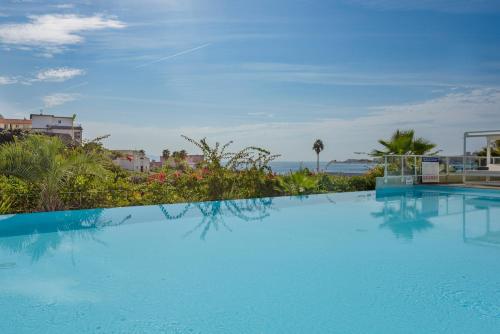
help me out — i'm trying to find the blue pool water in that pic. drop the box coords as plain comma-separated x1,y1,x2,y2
1,186,500,333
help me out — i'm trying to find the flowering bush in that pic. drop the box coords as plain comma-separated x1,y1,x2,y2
0,133,381,214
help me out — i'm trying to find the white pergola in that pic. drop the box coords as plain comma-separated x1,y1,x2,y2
463,130,500,183
464,130,500,164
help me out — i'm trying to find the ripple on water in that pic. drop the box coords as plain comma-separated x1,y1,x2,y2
0,262,16,269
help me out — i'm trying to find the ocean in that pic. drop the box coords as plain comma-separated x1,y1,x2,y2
268,161,377,175
147,156,377,175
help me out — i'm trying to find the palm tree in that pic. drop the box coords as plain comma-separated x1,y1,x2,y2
0,135,107,211
312,139,324,173
179,149,188,160
371,129,438,156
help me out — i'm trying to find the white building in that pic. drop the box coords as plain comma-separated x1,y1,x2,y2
30,113,82,144
112,150,151,173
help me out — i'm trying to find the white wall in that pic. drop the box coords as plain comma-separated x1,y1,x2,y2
113,153,150,172
32,115,73,128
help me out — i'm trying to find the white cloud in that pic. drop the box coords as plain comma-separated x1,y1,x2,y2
53,4,75,9
247,112,274,118
0,76,17,85
83,88,500,160
0,14,126,54
43,93,79,108
35,67,85,82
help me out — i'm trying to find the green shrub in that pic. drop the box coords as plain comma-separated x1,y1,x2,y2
0,133,383,213
276,170,319,195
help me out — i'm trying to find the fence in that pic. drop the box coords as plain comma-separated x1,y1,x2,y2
382,155,500,185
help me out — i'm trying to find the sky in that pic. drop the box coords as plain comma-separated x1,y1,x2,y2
1,0,500,160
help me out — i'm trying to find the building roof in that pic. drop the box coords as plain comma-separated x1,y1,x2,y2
30,113,74,120
187,155,204,162
0,118,32,125
113,149,146,154
32,125,83,130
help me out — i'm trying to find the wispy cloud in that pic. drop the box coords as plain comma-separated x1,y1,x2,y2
163,62,490,88
0,75,17,85
53,4,75,9
0,14,126,55
135,43,211,68
84,88,500,159
1,67,85,85
35,67,85,82
43,93,79,108
247,112,275,118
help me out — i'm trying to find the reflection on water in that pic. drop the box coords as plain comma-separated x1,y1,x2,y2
464,196,500,247
0,209,132,262
374,189,500,244
160,198,275,240
2,190,500,263
372,193,436,240
0,197,275,262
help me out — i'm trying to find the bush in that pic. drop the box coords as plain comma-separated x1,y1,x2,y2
0,175,37,212
0,133,383,214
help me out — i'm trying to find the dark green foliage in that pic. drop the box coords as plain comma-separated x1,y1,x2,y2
0,133,382,214
0,129,30,145
476,140,500,157
372,129,438,156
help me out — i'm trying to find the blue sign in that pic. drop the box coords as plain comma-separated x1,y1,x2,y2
422,157,439,162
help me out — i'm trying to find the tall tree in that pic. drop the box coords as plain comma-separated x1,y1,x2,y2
312,139,324,173
179,149,188,160
371,129,438,156
162,149,170,159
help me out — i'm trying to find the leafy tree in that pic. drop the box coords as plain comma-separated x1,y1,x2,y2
182,135,279,172
182,135,280,199
312,139,324,172
162,149,170,159
0,135,108,211
371,129,438,156
171,150,187,161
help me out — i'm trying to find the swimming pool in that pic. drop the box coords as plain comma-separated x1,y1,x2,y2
1,186,499,333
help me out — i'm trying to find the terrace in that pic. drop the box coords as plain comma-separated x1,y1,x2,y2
378,130,500,188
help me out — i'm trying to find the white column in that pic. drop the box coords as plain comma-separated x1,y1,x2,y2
463,133,467,184
486,136,492,167
401,155,404,181
384,156,388,182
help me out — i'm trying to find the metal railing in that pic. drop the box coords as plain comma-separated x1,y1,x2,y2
382,155,500,184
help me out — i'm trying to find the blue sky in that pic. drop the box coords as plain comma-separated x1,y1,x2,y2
1,0,500,160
